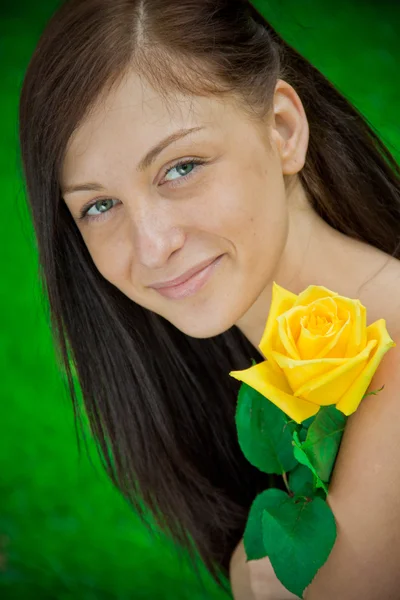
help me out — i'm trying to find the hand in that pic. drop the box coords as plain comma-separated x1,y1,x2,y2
230,538,300,600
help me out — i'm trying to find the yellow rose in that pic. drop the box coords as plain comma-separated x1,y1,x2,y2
230,282,396,423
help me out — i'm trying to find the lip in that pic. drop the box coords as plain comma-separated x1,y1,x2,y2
149,254,224,300
149,255,223,289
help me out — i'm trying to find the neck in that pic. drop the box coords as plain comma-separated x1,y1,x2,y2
235,179,391,350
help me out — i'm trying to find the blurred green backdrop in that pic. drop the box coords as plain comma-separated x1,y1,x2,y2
1,0,399,598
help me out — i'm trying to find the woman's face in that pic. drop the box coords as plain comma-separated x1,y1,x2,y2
61,70,292,340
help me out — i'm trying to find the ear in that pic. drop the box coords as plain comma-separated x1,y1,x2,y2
269,79,310,175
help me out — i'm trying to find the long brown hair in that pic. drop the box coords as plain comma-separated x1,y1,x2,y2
19,0,400,591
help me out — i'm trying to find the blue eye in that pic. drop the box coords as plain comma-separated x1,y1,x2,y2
162,157,206,187
164,159,199,183
82,198,119,220
78,157,206,222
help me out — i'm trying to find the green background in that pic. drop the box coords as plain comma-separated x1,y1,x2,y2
1,0,399,598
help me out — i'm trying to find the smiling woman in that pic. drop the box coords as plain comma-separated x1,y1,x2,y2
19,0,400,598
59,65,299,339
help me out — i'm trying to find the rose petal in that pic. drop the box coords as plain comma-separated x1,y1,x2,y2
315,311,351,359
282,298,339,358
283,304,306,341
277,313,300,359
271,350,348,393
230,360,320,423
336,319,397,415
293,339,377,405
292,285,338,308
295,299,344,359
337,299,367,358
258,282,297,368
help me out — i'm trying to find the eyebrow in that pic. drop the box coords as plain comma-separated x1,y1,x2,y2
62,126,205,195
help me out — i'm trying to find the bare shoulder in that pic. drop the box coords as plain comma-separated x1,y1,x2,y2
304,331,400,599
362,252,400,338
301,242,400,597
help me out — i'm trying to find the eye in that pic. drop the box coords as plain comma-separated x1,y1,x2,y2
162,158,205,187
78,158,207,222
78,198,120,222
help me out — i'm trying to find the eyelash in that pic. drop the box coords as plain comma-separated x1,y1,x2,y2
77,157,207,222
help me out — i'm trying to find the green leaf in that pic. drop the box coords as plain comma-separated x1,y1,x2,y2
235,382,297,475
243,488,290,561
288,464,314,497
285,414,315,444
301,409,321,430
302,406,347,482
298,425,309,443
301,415,317,429
292,432,328,494
262,490,337,598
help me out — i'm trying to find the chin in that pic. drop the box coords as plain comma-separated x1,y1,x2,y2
166,293,253,340
172,314,235,339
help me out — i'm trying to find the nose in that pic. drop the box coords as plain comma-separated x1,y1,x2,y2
132,202,186,269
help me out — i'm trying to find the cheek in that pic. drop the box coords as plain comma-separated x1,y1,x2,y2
207,170,287,257
85,231,132,287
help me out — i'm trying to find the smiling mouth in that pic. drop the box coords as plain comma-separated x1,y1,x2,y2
149,255,222,289
150,254,225,300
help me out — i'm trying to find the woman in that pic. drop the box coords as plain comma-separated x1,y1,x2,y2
19,0,400,598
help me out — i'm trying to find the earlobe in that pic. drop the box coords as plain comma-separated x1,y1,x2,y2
271,79,310,176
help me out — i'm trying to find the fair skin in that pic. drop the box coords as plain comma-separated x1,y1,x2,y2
61,69,400,599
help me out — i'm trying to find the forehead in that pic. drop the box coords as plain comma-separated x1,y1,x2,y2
61,69,242,181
